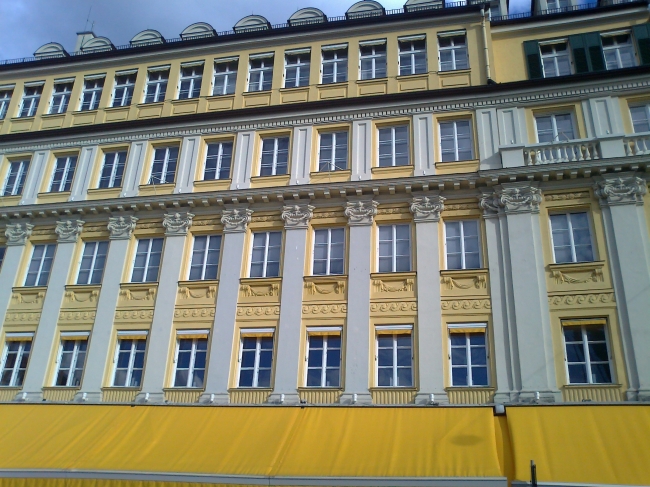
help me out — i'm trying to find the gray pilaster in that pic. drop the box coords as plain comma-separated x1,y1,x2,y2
120,141,147,197
351,120,372,181
0,224,32,327
174,135,201,194
200,207,253,404
289,126,312,185
476,108,500,170
19,219,84,401
413,114,435,176
20,150,50,205
230,131,255,190
70,145,98,201
136,212,193,402
410,195,448,404
269,204,313,403
340,199,377,404
594,175,650,401
76,215,137,402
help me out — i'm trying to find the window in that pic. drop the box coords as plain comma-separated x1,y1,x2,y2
285,51,310,88
321,46,348,84
0,90,12,120
546,0,569,10
563,323,612,384
0,335,32,387
313,228,345,275
49,82,73,114
399,37,427,76
213,59,238,96
178,64,203,99
0,247,5,271
550,212,594,263
98,151,127,188
439,120,473,162
54,337,88,387
112,73,136,107
438,34,468,71
19,85,42,117
173,332,208,388
318,132,348,171
535,113,575,142
445,220,480,270
630,104,650,133
49,155,77,192
360,42,387,80
150,146,178,184
25,244,56,286
238,333,274,388
76,241,109,285
260,136,289,176
540,42,572,77
602,33,636,70
203,142,233,180
248,55,274,92
449,326,489,387
189,235,222,280
376,328,413,387
2,159,30,196
306,331,341,387
112,334,147,387
131,238,163,283
378,125,409,167
144,69,168,103
378,224,411,273
250,232,282,278
80,78,104,111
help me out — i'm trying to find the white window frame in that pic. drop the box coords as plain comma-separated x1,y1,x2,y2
377,224,411,273
312,227,345,276
398,35,427,76
359,40,387,80
549,211,596,264
439,119,473,162
534,112,577,143
24,244,56,286
284,49,311,88
378,125,410,167
172,330,209,388
321,44,348,84
112,72,136,107
178,63,204,99
0,334,33,387
0,89,12,120
248,54,274,92
49,81,73,114
237,329,275,388
629,103,650,133
53,333,89,387
130,238,164,283
305,327,343,388
438,33,468,72
444,219,482,270
318,131,348,171
144,67,169,103
539,39,572,78
19,84,43,118
188,234,222,280
149,146,178,184
212,58,238,96
563,323,614,385
375,325,414,388
259,136,290,176
203,141,233,180
249,231,282,278
76,240,109,285
448,324,489,387
79,77,104,111
2,159,30,196
111,331,148,387
545,0,570,10
601,31,637,70
49,155,77,193
98,150,127,189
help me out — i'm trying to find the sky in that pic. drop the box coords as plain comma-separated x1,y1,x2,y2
0,0,532,62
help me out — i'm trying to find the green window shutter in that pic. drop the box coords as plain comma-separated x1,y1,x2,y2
584,32,605,72
632,23,650,66
524,40,543,79
569,34,589,74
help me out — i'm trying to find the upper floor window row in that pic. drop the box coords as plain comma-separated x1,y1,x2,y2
525,24,650,79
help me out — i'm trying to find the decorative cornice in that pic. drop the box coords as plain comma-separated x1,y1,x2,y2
594,176,647,206
497,185,543,214
281,204,315,229
344,200,378,226
410,195,445,222
107,215,139,240
221,208,253,233
4,223,33,246
163,212,194,236
55,219,85,243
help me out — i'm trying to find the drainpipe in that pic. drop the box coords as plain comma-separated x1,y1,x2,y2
480,7,494,84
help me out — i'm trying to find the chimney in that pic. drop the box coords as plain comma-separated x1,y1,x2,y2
75,31,96,52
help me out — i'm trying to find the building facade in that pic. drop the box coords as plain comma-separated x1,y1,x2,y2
0,0,649,485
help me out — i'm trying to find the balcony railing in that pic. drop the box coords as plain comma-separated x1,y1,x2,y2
623,132,650,156
491,0,642,22
525,140,601,165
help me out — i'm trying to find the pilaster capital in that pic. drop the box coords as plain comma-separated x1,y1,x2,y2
107,215,138,240
221,208,253,233
4,223,34,246
497,184,543,214
479,192,501,218
281,204,315,229
594,176,647,207
409,195,445,222
163,212,194,236
344,200,378,226
55,219,85,243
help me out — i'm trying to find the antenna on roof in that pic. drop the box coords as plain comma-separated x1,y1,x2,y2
84,6,93,31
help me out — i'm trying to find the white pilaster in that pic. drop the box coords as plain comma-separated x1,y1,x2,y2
351,120,372,181
120,141,148,197
476,108,500,170
0,224,32,328
20,150,50,205
289,126,312,185
70,145,98,201
230,131,255,190
174,135,201,194
413,113,435,176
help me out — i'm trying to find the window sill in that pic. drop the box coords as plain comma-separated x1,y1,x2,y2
435,159,479,174
371,271,416,279
243,90,272,95
304,275,348,282
240,277,282,286
356,77,388,84
64,283,102,293
138,183,175,196
371,165,413,179
279,86,310,92
396,73,429,80
563,383,621,388
440,268,488,277
316,81,348,88
172,97,200,104
438,68,471,75
136,101,165,108
105,104,131,111
37,191,71,203
10,116,35,122
41,112,66,119
194,179,232,192
72,109,98,115
250,173,290,188
0,195,21,206
206,93,235,100
87,187,122,200
309,169,351,183
548,260,605,272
